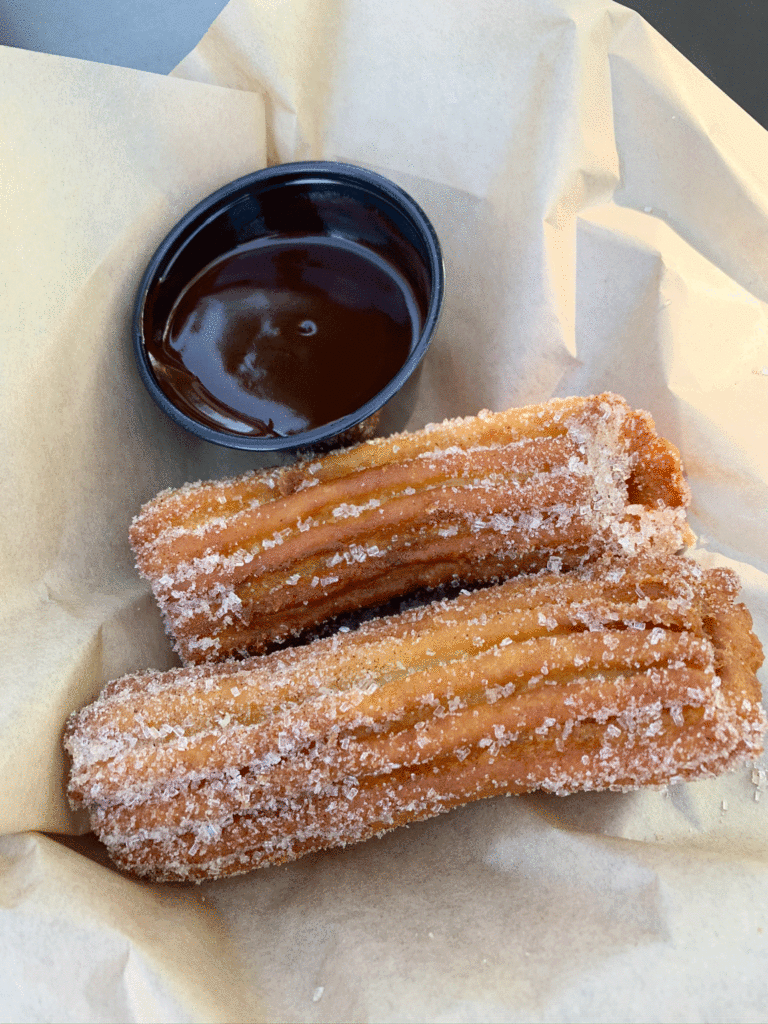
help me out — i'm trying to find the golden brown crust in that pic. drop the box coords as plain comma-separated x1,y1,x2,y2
129,393,693,663
65,554,765,883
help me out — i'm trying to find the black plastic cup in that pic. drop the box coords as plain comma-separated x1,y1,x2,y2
133,161,444,452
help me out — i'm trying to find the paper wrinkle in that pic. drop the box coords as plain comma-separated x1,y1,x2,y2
607,23,768,308
1,52,267,610
3,0,768,1020
0,582,176,834
0,834,262,1023
173,25,303,164
172,0,345,163
204,801,678,1021
122,948,197,1024
577,202,768,393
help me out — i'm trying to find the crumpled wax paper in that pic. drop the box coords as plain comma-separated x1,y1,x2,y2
1,1,767,1020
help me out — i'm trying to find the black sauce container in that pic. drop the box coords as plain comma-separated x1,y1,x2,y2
133,161,444,452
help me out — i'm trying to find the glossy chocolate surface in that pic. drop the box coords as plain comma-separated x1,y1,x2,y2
146,235,420,437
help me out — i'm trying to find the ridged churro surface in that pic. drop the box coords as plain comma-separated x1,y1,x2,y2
66,555,765,883
130,393,693,663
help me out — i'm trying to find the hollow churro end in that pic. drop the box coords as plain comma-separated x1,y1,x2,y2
623,407,691,510
65,554,765,883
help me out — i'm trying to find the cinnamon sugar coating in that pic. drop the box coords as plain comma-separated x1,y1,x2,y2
129,393,693,664
65,555,765,883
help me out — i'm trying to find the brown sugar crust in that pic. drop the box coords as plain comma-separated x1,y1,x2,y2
65,554,765,883
129,393,693,664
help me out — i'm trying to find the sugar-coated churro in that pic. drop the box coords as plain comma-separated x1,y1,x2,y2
130,393,692,664
65,554,765,882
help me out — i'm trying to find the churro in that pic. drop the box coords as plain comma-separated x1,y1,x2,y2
130,393,692,663
65,554,765,883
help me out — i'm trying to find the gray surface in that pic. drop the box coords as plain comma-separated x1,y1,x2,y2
2,1,766,130
1,0,228,73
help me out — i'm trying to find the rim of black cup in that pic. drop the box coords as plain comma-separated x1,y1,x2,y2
132,161,445,452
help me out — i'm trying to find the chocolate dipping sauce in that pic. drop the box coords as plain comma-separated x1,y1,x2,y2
147,236,421,437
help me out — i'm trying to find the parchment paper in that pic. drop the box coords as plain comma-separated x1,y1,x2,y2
2,1,767,1020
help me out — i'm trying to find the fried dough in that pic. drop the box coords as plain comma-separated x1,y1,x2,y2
130,393,692,663
66,555,765,882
